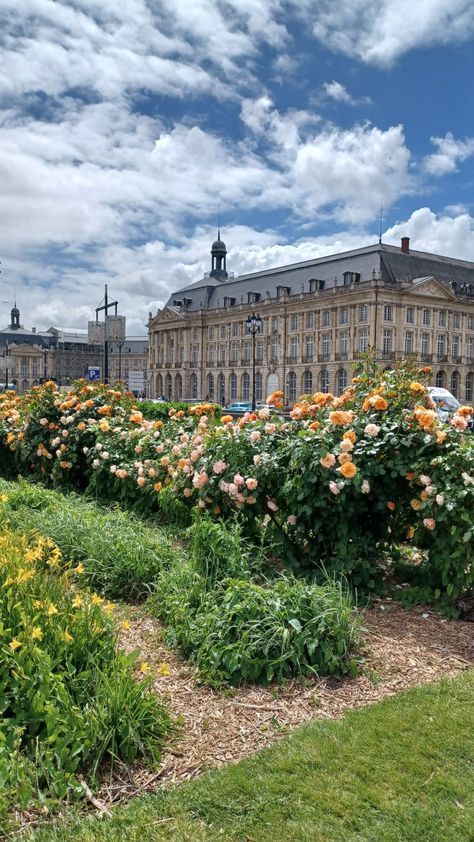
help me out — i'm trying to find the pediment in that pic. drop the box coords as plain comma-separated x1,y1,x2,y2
409,276,456,300
150,306,186,327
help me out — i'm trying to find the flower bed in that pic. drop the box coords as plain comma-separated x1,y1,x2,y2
0,359,473,612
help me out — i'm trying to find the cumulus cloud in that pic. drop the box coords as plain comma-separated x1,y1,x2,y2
303,0,474,67
384,207,474,261
423,132,474,176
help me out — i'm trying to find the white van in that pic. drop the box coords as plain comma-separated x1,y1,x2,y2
428,387,473,430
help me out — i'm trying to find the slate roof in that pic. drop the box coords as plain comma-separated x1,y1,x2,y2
164,242,474,313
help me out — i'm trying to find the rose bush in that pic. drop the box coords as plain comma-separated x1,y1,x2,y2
0,362,473,611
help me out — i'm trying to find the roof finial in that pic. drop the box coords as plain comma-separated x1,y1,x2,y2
378,199,383,245
217,204,221,241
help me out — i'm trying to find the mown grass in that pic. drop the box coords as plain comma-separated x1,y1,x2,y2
0,479,180,600
28,670,474,842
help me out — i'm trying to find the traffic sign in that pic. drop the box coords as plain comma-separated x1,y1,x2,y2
88,366,101,382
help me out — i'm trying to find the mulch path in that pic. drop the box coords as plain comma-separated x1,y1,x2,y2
100,599,473,806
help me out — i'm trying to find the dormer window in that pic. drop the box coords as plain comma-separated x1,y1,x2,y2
343,271,361,285
308,278,325,292
276,285,291,298
223,296,236,307
247,292,261,304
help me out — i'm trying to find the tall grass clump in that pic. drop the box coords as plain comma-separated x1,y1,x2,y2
0,480,179,600
151,514,360,685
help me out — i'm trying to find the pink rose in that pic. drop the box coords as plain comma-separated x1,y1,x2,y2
213,460,227,474
137,476,146,487
267,499,279,512
250,431,261,443
287,514,297,525
183,487,193,497
233,474,245,487
253,454,262,466
423,518,436,530
320,453,336,469
419,474,432,486
329,481,340,495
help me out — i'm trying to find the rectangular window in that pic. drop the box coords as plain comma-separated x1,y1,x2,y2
339,332,348,355
231,344,238,364
358,328,368,353
437,334,446,357
452,335,460,357
271,316,278,332
383,304,393,322
438,310,446,327
339,307,348,325
453,313,460,329
192,327,199,340
305,336,313,360
270,337,278,361
467,336,474,359
422,308,431,326
406,306,415,324
256,340,264,362
322,334,330,357
231,322,239,338
208,326,215,340
359,303,368,322
243,342,251,363
382,329,393,354
290,314,298,331
219,346,226,364
421,333,430,355
322,309,330,327
305,311,314,329
208,346,215,363
220,324,226,339
290,336,298,361
404,331,413,354
468,315,474,331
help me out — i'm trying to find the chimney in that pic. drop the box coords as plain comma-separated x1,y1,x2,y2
31,327,36,333
401,237,410,254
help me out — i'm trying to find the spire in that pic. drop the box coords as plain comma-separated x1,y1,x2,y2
10,301,20,330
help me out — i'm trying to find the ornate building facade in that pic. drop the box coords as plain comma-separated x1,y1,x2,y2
150,235,474,405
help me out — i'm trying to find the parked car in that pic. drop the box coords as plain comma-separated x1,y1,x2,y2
428,387,473,430
223,402,253,412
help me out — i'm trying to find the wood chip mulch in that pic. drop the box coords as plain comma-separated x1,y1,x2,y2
102,599,473,805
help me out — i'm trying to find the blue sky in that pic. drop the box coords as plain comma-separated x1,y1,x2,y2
1,0,474,334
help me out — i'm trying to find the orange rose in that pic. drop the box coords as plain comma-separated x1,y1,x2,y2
221,415,233,423
339,461,357,478
387,501,396,511
343,430,357,443
405,472,416,481
410,499,422,510
329,410,354,426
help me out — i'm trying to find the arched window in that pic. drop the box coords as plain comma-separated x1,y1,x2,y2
303,370,313,394
218,372,225,404
190,373,198,400
287,371,297,402
175,373,183,400
450,370,459,398
255,371,263,401
207,373,214,401
230,372,237,400
320,369,329,393
166,373,172,400
156,373,163,397
21,379,29,394
242,372,250,400
465,372,473,403
337,368,347,395
435,370,445,388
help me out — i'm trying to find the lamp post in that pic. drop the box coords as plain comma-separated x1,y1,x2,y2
245,312,263,411
43,347,48,381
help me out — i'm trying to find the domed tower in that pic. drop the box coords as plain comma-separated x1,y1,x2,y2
210,230,228,280
10,303,20,330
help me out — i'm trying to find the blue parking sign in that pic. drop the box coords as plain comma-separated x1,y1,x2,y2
88,367,101,382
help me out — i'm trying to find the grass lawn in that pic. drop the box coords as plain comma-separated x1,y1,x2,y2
28,669,474,842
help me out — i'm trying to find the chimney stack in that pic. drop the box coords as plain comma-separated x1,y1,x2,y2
401,236,410,254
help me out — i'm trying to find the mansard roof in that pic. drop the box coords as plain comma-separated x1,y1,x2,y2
164,242,474,314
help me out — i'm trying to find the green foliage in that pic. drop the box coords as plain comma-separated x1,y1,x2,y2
0,528,171,821
151,516,360,685
0,480,179,600
139,401,222,421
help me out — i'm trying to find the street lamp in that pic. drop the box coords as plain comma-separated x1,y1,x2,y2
245,312,263,411
43,347,48,381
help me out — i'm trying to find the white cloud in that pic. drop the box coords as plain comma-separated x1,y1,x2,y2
384,207,474,261
423,132,474,176
303,0,474,67
323,80,371,106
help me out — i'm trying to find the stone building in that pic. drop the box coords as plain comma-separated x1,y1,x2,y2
0,304,54,392
148,235,474,405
